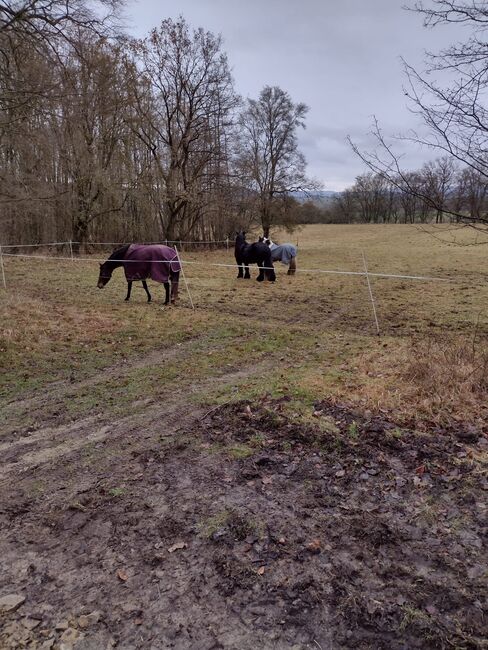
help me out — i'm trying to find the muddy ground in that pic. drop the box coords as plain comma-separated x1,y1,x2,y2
1,389,486,650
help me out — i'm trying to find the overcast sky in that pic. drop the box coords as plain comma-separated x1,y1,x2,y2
124,0,466,191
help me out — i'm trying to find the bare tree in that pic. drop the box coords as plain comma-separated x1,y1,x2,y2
0,0,121,41
237,85,317,236
421,157,458,223
456,167,488,222
126,18,238,241
56,35,129,249
0,0,122,111
349,1,488,231
350,173,396,223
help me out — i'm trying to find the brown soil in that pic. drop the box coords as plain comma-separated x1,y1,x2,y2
1,388,486,649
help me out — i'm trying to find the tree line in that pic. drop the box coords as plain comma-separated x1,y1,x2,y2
0,2,314,248
326,157,488,225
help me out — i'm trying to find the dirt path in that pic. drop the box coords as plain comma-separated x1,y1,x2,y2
1,381,487,649
1,333,232,424
0,355,277,482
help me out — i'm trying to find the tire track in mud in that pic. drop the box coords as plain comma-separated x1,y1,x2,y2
1,331,266,440
2,334,211,414
0,358,276,482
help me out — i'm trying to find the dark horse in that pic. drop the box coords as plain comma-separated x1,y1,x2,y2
235,231,276,282
97,244,181,304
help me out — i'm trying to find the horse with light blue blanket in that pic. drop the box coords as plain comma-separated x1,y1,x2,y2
259,237,297,275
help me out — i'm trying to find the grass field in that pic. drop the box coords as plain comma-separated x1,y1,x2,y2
2,224,488,426
0,224,487,649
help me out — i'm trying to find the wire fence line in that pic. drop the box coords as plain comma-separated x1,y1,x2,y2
1,239,230,249
0,250,454,283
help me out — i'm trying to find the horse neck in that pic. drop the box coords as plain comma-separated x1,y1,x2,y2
105,258,124,272
107,244,130,269
235,236,246,253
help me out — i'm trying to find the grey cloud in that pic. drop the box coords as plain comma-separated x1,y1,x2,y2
126,0,464,190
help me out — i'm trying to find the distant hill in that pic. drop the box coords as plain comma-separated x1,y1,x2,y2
291,190,339,205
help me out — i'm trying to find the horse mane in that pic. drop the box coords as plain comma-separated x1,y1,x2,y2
108,243,131,260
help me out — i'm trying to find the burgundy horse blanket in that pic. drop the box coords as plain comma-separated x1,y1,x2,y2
123,244,181,283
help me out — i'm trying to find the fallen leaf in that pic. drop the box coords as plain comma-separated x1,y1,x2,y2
117,569,128,582
168,542,187,553
335,469,346,478
415,465,426,476
306,539,322,554
257,566,265,575
261,476,273,485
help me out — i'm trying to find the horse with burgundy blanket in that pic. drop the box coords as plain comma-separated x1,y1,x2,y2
234,231,276,282
97,244,181,304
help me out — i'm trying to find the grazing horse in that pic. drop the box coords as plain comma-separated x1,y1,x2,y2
235,231,276,282
259,236,297,275
97,244,181,304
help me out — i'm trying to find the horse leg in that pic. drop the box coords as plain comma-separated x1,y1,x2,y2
142,280,152,302
125,281,132,301
237,262,244,278
244,264,251,279
267,262,276,282
287,258,296,276
256,262,265,282
171,281,179,304
163,282,170,305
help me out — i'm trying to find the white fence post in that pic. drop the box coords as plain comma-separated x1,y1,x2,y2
0,245,6,289
361,249,380,335
174,245,194,310
69,240,74,260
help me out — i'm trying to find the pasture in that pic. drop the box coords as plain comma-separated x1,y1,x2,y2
1,224,487,649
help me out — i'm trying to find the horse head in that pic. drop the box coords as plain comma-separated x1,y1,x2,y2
97,261,113,288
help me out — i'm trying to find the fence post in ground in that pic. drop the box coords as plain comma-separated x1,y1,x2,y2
69,240,74,260
174,245,194,310
361,249,380,335
0,245,6,289
226,237,229,251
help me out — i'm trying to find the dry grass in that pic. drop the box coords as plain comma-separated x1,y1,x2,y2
346,334,488,429
403,335,488,423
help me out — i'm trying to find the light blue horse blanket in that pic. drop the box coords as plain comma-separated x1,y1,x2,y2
269,243,297,265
